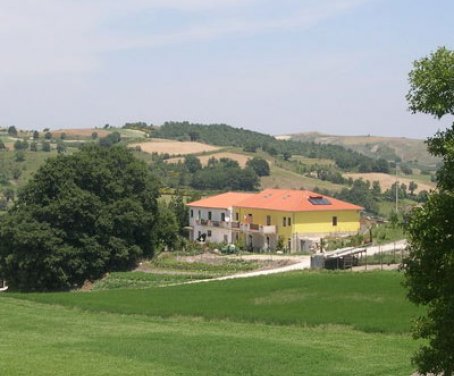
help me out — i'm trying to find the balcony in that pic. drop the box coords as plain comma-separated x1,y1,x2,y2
195,219,240,229
242,223,277,234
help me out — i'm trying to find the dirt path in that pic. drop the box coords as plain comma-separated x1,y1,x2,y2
181,256,311,285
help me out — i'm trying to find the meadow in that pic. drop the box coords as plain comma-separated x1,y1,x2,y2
0,271,422,375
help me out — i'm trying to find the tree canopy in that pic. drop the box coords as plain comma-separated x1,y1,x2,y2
0,145,161,291
404,46,454,376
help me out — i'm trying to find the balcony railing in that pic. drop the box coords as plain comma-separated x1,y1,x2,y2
195,220,240,229
194,220,276,234
241,223,277,234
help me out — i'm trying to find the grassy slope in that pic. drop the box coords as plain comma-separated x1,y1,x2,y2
261,164,344,191
11,272,420,333
0,297,417,376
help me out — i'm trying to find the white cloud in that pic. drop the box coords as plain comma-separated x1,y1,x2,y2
0,0,371,77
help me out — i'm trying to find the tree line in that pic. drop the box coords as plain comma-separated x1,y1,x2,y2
152,122,391,173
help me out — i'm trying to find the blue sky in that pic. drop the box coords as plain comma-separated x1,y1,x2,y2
0,0,453,138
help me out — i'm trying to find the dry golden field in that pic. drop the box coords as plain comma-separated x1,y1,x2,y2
343,172,435,193
132,139,220,156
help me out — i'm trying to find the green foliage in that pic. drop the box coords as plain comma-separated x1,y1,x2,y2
0,145,161,291
183,154,202,173
14,139,28,151
92,271,207,290
408,181,418,195
14,151,25,162
246,157,270,176
191,163,260,191
41,141,51,152
167,193,189,235
91,131,98,139
405,46,454,375
407,47,454,119
7,125,17,137
33,130,39,139
336,179,379,213
155,202,179,251
0,139,5,150
30,141,38,152
99,131,121,147
154,122,388,172
405,193,454,375
56,142,66,154
150,253,258,275
44,131,52,140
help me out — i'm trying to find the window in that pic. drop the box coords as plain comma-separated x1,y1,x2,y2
266,215,271,226
207,230,212,237
283,217,286,227
221,213,226,222
198,210,201,219
208,211,212,220
288,217,292,226
235,212,239,221
190,209,193,218
332,216,338,226
308,196,331,205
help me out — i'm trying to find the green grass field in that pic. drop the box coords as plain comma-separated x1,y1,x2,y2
1,271,421,375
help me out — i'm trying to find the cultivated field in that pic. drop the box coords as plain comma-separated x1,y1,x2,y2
132,139,221,156
344,172,435,193
2,272,421,375
167,152,252,167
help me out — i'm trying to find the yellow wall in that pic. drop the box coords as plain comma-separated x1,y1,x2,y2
234,207,361,237
294,210,361,235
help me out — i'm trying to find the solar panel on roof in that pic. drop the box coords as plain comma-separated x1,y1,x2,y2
308,196,331,205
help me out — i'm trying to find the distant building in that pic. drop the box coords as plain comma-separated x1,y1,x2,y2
187,189,363,253
187,192,254,244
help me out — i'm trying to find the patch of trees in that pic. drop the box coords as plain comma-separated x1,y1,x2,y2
99,131,121,147
246,157,270,177
122,122,154,132
153,122,390,172
190,157,260,191
0,145,168,291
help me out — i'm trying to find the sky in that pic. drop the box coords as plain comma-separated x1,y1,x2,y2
0,0,453,139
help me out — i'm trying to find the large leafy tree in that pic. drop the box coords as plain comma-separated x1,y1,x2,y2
0,145,160,291
404,47,454,375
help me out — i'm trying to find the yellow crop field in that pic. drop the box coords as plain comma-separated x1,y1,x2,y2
132,139,220,156
343,172,435,193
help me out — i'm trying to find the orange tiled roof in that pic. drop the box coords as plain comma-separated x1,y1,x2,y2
233,189,363,212
187,192,255,209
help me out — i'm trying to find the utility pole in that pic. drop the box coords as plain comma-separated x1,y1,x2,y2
395,160,399,213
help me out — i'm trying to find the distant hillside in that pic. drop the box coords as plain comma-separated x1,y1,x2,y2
286,132,439,170
153,122,391,173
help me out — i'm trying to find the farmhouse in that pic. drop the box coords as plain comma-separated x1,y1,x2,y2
187,189,363,252
187,192,254,243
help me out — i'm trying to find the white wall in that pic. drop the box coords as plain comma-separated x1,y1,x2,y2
189,206,235,244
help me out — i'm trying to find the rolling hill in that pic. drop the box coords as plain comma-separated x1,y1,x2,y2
285,132,440,170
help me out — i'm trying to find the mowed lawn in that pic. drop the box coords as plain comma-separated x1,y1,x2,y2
1,272,422,375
